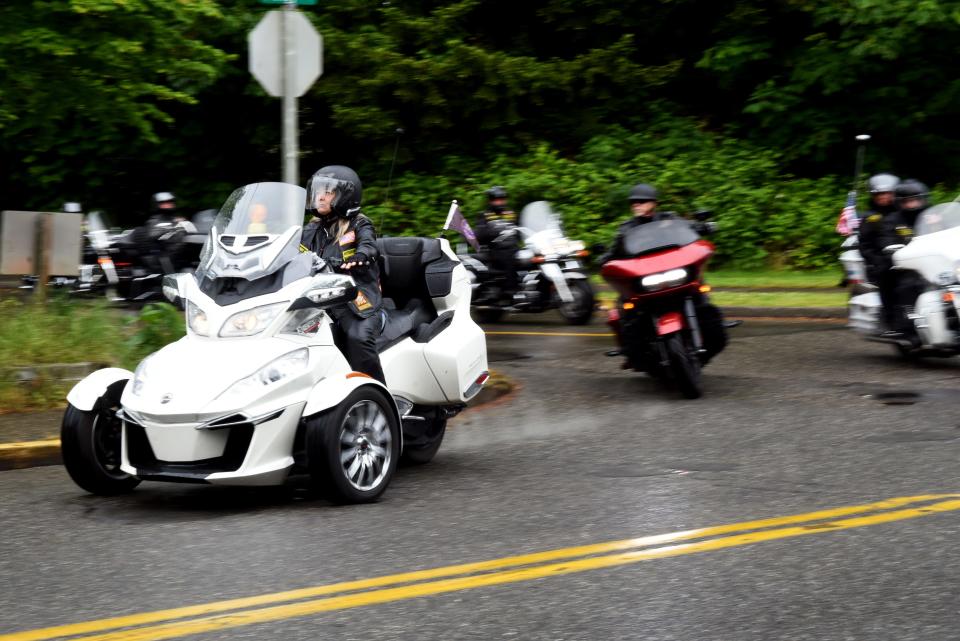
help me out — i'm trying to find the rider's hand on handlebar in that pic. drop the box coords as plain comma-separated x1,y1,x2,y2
342,252,371,272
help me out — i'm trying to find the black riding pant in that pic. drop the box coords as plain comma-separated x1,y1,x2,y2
336,312,386,384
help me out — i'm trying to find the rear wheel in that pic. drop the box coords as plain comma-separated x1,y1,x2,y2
557,279,595,325
474,308,506,324
306,387,400,504
401,417,447,466
61,381,140,495
666,333,703,399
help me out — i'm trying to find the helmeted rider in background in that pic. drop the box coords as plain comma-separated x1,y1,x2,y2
132,191,189,273
599,184,675,265
300,165,386,384
474,186,522,303
859,178,929,339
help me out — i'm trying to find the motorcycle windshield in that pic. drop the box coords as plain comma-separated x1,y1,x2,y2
85,212,112,251
914,203,960,236
520,201,564,235
622,218,700,256
196,182,307,286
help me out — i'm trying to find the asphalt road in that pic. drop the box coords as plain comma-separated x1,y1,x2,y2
2,315,959,640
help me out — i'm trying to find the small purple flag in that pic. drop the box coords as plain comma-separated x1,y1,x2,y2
443,200,479,251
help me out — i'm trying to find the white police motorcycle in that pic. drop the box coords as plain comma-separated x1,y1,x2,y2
61,182,488,503
459,201,595,324
846,202,960,357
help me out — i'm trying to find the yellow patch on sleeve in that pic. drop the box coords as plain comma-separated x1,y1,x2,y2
342,248,356,260
299,243,310,253
867,214,882,223
353,290,372,311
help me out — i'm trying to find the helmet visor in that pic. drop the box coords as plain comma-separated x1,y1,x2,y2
307,174,356,213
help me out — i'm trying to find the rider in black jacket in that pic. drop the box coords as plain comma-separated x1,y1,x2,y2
301,165,386,384
858,178,928,339
600,184,675,264
474,186,522,302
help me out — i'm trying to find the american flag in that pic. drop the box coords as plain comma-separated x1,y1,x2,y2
835,190,859,236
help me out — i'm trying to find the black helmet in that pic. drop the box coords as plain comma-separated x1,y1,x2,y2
868,173,899,194
896,179,930,213
485,185,508,201
151,192,176,213
628,183,658,203
306,165,362,218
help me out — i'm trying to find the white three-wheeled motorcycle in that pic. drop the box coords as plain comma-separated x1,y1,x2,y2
61,182,488,503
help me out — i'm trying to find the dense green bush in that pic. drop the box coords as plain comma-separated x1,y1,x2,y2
364,118,857,270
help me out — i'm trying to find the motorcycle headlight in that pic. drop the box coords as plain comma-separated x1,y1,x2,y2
641,268,688,292
218,348,310,403
131,355,154,397
220,302,287,338
187,301,210,336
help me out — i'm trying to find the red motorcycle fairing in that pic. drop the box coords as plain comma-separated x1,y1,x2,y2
601,239,714,279
656,311,684,336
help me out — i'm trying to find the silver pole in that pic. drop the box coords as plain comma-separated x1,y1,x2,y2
281,0,298,184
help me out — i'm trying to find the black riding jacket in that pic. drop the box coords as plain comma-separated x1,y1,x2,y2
600,211,677,264
300,213,382,319
858,207,918,279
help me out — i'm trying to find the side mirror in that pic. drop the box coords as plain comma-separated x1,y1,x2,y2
161,273,189,311
694,210,713,222
883,244,906,255
590,243,607,255
289,274,358,311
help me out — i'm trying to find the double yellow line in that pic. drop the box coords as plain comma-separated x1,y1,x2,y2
4,494,958,641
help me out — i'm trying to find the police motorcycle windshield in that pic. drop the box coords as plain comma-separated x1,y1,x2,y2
196,182,306,284
520,201,564,234
914,202,960,236
622,218,700,257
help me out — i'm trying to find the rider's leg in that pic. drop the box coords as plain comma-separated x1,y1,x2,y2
339,313,386,385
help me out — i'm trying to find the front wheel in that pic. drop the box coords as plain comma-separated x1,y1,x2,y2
306,387,400,504
665,333,703,399
61,382,141,495
557,279,595,325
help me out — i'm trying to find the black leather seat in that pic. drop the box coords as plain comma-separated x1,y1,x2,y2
374,237,458,352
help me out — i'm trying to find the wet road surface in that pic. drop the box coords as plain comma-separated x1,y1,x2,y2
1,315,959,640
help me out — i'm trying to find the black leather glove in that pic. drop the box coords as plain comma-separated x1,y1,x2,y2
344,252,370,272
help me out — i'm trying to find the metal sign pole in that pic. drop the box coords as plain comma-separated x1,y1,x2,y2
281,0,298,185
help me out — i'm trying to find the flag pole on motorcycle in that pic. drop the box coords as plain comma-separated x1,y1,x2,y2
837,134,871,236
441,200,479,252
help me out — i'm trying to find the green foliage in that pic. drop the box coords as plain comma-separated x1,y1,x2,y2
122,302,185,368
0,296,120,367
0,297,184,411
368,117,850,269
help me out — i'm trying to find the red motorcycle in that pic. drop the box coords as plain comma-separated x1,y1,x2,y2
601,216,727,398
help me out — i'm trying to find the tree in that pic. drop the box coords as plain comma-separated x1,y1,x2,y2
0,0,232,209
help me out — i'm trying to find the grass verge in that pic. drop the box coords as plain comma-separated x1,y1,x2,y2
595,289,847,308
591,268,842,289
0,298,185,413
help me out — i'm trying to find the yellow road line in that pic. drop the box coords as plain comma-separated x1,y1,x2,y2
3,494,955,641
485,331,614,337
0,439,59,451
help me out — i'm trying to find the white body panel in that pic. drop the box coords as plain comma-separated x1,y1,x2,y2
66,367,133,411
893,226,960,283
